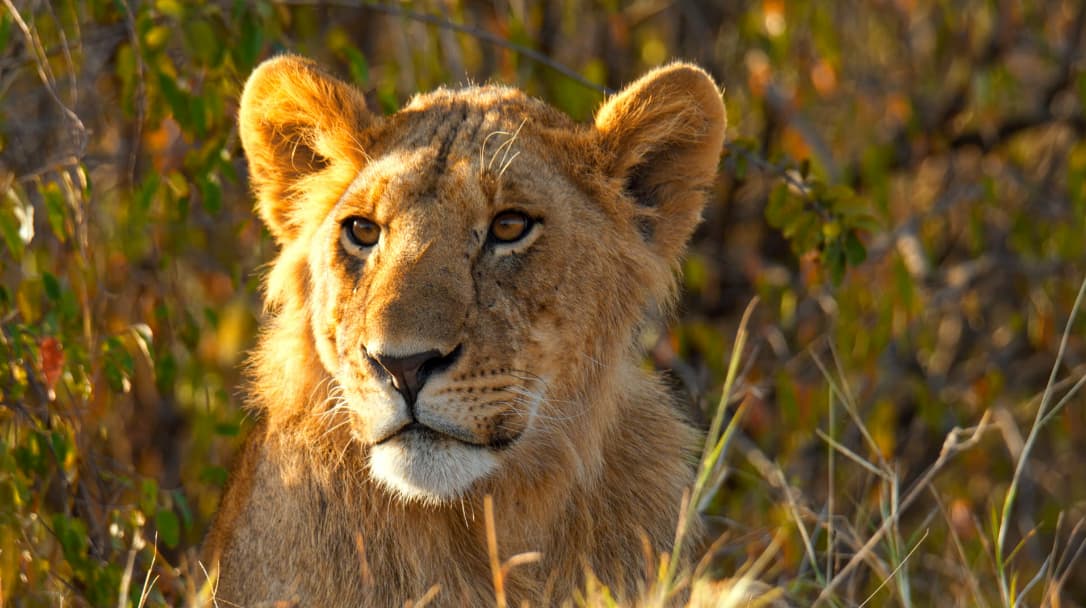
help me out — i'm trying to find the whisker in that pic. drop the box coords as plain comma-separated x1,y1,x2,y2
487,118,526,173
578,352,606,370
498,150,521,180
318,416,354,441
479,129,512,175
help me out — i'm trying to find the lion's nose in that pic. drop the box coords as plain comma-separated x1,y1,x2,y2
368,346,461,407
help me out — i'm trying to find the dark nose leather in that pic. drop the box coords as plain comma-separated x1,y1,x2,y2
369,346,461,406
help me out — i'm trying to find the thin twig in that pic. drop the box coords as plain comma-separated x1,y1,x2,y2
1,0,87,158
119,0,146,185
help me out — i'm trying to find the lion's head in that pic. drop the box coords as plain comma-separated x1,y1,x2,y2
238,56,725,504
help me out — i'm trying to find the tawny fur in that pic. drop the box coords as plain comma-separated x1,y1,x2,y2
204,55,727,606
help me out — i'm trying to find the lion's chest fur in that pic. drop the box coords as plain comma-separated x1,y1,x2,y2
213,435,499,605
207,379,701,606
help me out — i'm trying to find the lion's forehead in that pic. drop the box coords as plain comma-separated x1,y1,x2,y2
341,91,577,221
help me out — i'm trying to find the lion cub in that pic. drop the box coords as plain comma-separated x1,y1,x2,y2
204,55,726,606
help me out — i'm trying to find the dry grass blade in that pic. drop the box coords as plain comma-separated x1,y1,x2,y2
774,463,822,585
857,528,929,607
136,536,158,608
996,274,1086,604
1042,517,1086,605
814,410,993,604
501,551,542,580
665,298,758,590
811,350,887,470
195,562,224,608
484,495,506,608
1037,372,1086,430
712,533,785,608
405,584,442,608
815,429,893,481
117,531,140,608
825,385,836,586
355,532,373,587
930,488,991,608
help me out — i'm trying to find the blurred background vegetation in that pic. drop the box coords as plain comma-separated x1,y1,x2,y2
1,0,1084,605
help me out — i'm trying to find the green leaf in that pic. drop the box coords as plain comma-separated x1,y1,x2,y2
115,43,137,115
53,514,89,566
214,421,240,436
377,87,400,115
784,213,819,253
136,174,160,213
155,0,185,19
42,272,61,301
183,18,220,66
343,46,369,86
154,508,181,548
203,306,219,328
140,478,159,515
200,465,229,487
0,13,11,55
731,149,748,180
844,231,867,266
824,240,846,285
157,72,191,130
172,489,194,531
0,203,22,258
143,24,172,52
766,184,800,229
235,11,264,72
188,95,207,137
199,175,222,214
49,430,70,465
43,185,67,241
103,336,134,393
14,439,44,476
155,352,177,394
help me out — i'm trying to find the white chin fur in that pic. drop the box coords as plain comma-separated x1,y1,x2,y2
369,434,498,504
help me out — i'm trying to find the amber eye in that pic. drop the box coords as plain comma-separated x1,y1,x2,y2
343,217,380,248
489,211,533,244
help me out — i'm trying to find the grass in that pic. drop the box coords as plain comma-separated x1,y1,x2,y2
72,278,1086,607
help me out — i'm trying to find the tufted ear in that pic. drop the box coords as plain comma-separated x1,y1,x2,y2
595,63,726,264
238,55,373,243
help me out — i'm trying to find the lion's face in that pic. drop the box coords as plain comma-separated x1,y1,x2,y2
239,57,726,503
306,97,630,501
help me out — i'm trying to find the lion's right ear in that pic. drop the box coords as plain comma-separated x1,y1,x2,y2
239,55,372,243
594,64,725,266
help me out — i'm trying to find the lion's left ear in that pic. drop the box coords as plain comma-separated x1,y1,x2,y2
594,63,726,263
239,55,373,244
